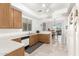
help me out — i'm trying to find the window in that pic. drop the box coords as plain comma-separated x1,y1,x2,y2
22,18,32,31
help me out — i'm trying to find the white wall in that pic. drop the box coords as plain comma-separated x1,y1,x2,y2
39,18,54,31
0,29,22,33
22,12,42,32
31,19,42,32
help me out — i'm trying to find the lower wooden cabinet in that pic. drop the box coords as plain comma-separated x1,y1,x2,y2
29,35,38,46
29,34,50,46
6,47,25,56
12,38,21,43
38,34,50,43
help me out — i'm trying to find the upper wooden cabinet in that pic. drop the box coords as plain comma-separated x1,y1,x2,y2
0,3,22,28
9,7,14,28
13,8,22,28
0,3,11,28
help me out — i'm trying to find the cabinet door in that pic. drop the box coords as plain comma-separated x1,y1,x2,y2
17,47,25,56
35,35,38,43
16,38,21,43
0,3,11,28
6,47,24,56
38,34,50,43
13,9,22,28
29,35,38,46
12,38,21,43
9,7,14,28
29,35,35,46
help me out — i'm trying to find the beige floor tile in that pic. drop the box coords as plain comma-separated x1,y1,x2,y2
25,42,68,56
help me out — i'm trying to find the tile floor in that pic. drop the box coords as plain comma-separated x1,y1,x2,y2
25,41,68,56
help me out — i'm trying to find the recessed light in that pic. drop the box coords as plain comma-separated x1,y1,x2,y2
46,9,49,12
42,4,46,7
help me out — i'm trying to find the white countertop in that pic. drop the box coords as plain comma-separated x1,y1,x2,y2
0,31,51,39
39,31,51,34
0,32,28,56
0,40,24,56
30,31,51,35
0,31,29,40
0,31,51,56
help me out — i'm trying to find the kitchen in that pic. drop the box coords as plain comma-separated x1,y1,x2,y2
0,3,79,56
0,3,52,56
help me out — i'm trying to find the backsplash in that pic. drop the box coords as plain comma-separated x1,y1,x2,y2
0,29,22,33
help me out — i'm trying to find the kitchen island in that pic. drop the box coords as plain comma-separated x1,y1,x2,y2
29,31,51,46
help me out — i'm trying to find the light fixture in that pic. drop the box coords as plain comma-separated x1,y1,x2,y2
46,9,49,12
42,4,46,7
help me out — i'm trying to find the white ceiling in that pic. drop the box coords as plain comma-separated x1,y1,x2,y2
22,3,70,19
11,3,75,21
11,3,75,27
23,3,69,13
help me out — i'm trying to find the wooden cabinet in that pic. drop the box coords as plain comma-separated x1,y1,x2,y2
12,38,21,43
29,34,50,46
9,7,14,28
29,35,38,46
6,47,25,56
13,9,22,28
0,3,11,28
38,34,50,43
0,3,22,28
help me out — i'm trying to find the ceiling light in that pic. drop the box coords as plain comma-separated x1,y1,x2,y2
46,9,49,12
42,4,46,7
